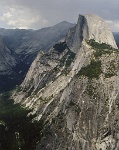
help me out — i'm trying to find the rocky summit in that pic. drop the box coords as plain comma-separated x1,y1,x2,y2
66,14,117,53
13,14,119,150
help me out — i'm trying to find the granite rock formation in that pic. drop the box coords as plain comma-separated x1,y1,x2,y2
66,14,117,53
13,14,119,150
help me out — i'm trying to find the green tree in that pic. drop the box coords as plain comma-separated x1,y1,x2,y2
0,93,42,150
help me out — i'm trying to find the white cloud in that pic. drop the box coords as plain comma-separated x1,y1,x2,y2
0,5,49,29
106,20,119,32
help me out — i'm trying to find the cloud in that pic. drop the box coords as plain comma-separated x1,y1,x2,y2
0,0,118,31
0,4,49,29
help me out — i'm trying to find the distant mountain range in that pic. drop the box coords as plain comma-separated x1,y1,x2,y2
0,21,75,91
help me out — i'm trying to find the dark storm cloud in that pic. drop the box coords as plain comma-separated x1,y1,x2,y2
0,0,118,31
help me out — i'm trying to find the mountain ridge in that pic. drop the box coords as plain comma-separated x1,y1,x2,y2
13,14,119,149
0,36,16,75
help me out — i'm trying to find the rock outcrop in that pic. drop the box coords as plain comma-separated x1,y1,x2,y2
66,14,117,53
13,14,119,150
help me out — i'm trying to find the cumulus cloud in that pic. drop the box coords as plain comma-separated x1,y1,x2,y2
0,3,49,29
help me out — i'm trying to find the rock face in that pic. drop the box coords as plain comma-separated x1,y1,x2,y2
13,14,119,150
66,14,117,53
0,36,16,75
0,21,74,91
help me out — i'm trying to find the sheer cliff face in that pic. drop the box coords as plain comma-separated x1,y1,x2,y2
14,14,119,150
66,14,117,53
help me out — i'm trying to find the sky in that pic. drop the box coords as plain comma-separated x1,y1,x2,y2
0,0,118,31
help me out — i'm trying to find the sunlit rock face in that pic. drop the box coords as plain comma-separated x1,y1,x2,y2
66,14,117,53
13,14,119,150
